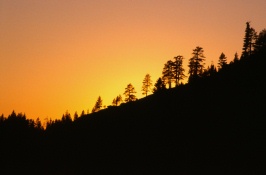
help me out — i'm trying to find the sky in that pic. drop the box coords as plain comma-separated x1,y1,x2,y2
1,0,266,121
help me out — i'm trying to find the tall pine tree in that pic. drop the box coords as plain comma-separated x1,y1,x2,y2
173,55,186,86
112,95,123,106
242,22,257,58
153,78,166,93
142,74,153,97
188,46,205,82
92,96,103,113
233,52,239,63
254,29,266,54
124,84,137,102
162,60,175,88
218,52,227,70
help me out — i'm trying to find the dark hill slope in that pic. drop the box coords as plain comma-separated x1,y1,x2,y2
2,54,265,175
42,55,266,175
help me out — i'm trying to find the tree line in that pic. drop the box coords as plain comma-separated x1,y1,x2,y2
92,22,266,112
1,22,265,129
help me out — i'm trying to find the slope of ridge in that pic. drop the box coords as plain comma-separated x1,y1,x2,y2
1,54,265,175
48,54,266,175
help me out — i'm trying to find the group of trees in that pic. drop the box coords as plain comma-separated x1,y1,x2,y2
112,95,123,106
242,21,266,57
0,110,44,131
157,22,266,88
1,22,266,175
161,55,186,88
3,22,265,123
90,22,266,113
92,74,153,112
188,47,206,82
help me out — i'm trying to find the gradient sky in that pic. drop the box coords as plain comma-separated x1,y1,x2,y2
1,0,266,120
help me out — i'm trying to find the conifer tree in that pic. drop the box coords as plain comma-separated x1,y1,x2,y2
203,63,217,77
112,95,123,106
254,29,266,53
218,52,227,70
80,110,86,117
233,52,239,63
242,22,257,58
35,117,43,130
162,60,175,88
124,83,137,102
0,114,4,123
209,64,217,76
92,96,103,113
153,77,166,93
173,55,186,86
62,110,72,123
74,111,79,121
142,74,153,96
188,46,205,82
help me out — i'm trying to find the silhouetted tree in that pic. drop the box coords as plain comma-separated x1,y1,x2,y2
203,63,217,77
62,110,72,123
8,110,17,119
92,96,103,113
142,74,153,96
242,22,257,58
73,111,79,121
209,64,217,76
0,114,5,123
45,118,54,129
80,110,86,117
5,111,29,130
153,77,166,93
173,55,186,86
188,46,205,82
162,60,175,88
254,29,266,54
28,118,35,128
112,95,123,106
112,98,116,106
218,52,227,70
233,52,239,63
124,83,137,102
35,117,43,130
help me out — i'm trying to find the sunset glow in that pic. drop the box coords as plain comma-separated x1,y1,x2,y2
1,0,266,120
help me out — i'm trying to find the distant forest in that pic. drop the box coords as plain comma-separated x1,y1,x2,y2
1,22,266,175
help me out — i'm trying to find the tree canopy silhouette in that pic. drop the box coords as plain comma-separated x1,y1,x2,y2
153,77,166,93
173,55,186,86
242,22,257,58
218,52,227,70
162,60,175,88
254,29,266,54
112,95,123,106
188,46,205,82
141,74,153,97
1,21,266,175
202,63,217,77
92,96,103,113
233,52,239,63
124,83,137,102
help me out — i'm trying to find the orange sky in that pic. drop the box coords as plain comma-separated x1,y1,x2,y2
1,0,266,120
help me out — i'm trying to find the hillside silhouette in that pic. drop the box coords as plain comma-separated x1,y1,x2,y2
1,24,266,175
